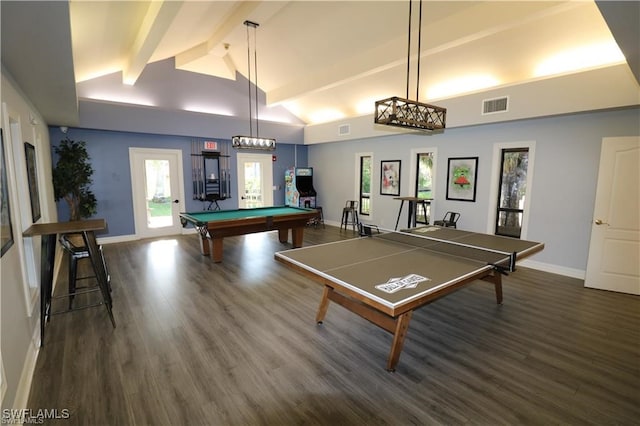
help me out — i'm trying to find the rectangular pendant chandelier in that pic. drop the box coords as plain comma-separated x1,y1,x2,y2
374,0,447,133
374,96,446,131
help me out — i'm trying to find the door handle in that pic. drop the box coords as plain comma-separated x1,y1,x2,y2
594,219,609,225
173,199,179,204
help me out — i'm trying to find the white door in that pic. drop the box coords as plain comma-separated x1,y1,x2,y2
585,136,640,295
130,148,185,238
236,153,273,208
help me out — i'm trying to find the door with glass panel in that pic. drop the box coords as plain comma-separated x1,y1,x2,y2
129,148,185,238
236,153,273,208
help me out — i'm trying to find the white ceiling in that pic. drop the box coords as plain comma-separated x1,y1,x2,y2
2,1,639,133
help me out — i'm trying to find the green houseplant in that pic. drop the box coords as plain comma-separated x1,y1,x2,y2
52,138,97,221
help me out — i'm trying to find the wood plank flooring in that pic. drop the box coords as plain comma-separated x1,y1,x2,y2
27,225,640,425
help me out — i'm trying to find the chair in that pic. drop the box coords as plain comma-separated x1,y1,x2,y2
59,233,111,310
434,211,460,228
341,200,359,231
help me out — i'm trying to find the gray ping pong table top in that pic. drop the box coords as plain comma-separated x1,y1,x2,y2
275,226,543,308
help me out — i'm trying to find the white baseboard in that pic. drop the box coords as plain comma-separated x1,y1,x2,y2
518,259,585,280
12,324,40,413
96,234,139,245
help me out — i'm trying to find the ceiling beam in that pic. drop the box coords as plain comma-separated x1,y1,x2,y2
123,1,183,85
174,1,261,74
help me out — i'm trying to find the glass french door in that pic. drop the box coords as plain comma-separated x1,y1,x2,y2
236,153,273,208
129,148,185,238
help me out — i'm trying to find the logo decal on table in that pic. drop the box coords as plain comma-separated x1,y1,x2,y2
375,274,430,294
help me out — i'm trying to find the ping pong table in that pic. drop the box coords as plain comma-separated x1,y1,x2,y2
275,225,544,371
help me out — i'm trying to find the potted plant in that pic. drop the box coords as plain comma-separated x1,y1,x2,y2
52,138,97,221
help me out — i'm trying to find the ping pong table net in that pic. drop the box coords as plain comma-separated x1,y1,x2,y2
366,229,518,273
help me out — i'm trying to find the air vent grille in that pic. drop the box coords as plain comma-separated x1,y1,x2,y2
482,96,509,115
338,124,350,136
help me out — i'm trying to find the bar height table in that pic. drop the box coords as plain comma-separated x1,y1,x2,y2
23,219,115,345
393,196,432,230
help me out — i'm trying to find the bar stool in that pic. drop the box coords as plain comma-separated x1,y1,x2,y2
59,233,111,310
341,200,359,231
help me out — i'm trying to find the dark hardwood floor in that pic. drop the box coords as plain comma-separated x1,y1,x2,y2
27,225,640,425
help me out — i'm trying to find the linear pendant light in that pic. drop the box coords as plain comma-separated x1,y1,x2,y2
232,20,276,150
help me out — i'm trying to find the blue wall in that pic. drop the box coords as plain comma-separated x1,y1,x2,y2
48,127,308,237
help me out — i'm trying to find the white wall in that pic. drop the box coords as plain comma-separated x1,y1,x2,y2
1,69,57,411
308,107,640,278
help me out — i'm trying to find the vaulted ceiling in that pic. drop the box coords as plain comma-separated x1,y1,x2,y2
2,1,639,138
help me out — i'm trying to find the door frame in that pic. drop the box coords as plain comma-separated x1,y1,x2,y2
129,147,186,238
236,153,274,208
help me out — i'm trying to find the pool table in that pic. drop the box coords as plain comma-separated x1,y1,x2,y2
180,206,319,263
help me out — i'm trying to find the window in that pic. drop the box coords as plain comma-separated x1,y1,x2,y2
359,155,372,216
495,148,529,238
414,152,434,223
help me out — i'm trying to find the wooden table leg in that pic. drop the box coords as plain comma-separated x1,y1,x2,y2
386,311,413,372
199,234,210,256
278,228,289,243
482,272,503,304
315,286,331,324
291,227,304,247
210,237,223,263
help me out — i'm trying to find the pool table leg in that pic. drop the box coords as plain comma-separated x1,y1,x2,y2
199,235,211,256
278,228,288,244
291,227,304,247
210,237,223,263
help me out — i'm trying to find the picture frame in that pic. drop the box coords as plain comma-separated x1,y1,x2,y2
446,157,478,202
380,160,401,196
1,130,15,257
24,142,41,222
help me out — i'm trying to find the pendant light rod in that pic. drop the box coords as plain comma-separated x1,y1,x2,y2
406,0,423,101
405,0,412,100
416,0,422,101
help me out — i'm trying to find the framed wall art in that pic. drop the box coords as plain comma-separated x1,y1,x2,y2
380,160,401,196
1,130,14,257
446,156,478,202
24,142,41,222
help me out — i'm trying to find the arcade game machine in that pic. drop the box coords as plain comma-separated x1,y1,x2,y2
285,167,317,208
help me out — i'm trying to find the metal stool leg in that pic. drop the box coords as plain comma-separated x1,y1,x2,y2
68,254,78,309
